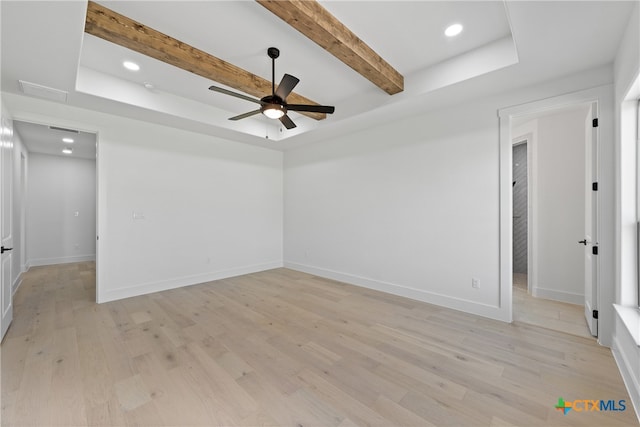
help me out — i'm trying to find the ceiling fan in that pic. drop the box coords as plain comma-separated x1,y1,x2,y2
208,47,335,129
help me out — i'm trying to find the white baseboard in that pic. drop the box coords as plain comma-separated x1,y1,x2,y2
612,308,640,423
98,261,283,303
28,255,96,268
11,272,23,296
532,286,583,305
284,261,508,322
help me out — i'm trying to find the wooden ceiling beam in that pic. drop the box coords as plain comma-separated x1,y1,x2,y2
84,1,326,120
256,0,404,95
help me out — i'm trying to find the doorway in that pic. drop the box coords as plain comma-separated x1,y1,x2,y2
1,118,98,340
13,120,97,290
498,86,615,341
507,102,595,338
512,140,529,294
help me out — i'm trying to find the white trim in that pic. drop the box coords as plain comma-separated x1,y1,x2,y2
531,286,583,305
612,343,640,423
499,114,513,322
95,130,100,305
98,261,283,303
284,261,509,322
27,255,95,267
615,304,640,347
8,112,101,304
612,306,640,423
528,135,537,296
11,271,22,296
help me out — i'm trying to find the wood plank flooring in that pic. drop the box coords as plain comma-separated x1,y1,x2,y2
513,273,592,339
1,262,637,426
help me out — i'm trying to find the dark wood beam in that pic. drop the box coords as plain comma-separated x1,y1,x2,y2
256,0,404,95
84,1,326,120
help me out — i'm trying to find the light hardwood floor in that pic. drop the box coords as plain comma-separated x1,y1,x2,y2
1,262,637,426
513,274,592,339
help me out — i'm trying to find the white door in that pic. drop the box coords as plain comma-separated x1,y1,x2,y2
583,103,598,337
1,115,14,340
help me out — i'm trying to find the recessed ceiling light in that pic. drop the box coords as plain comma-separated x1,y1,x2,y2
445,23,463,37
123,61,140,71
62,137,74,143
62,148,73,154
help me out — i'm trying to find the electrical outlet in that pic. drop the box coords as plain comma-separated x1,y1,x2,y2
472,278,480,289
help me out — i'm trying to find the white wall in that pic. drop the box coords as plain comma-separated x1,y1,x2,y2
287,102,501,317
612,2,640,421
11,129,28,291
284,67,614,321
99,123,283,302
26,153,96,267
513,107,590,304
2,93,283,303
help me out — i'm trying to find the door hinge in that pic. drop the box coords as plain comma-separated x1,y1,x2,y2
592,118,599,127
592,246,598,255
592,182,598,191
593,309,599,319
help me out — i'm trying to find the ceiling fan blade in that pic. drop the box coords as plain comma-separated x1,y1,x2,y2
279,114,297,129
209,85,263,104
287,104,335,114
229,109,262,121
275,74,300,100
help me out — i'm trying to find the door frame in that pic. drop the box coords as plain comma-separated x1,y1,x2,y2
10,115,100,303
498,85,614,347
1,114,14,340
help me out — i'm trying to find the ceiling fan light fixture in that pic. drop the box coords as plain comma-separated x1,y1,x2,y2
262,103,286,119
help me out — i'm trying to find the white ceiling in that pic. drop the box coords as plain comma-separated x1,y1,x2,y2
0,1,635,151
511,102,592,130
13,120,97,160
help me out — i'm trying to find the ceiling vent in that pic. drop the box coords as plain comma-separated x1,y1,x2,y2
18,80,68,103
49,126,79,133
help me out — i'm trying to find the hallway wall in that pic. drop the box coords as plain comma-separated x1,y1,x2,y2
27,153,96,267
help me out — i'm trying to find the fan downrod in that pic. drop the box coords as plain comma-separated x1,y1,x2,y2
267,47,280,59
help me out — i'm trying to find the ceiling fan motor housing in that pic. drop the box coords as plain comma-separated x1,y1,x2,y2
208,46,334,129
